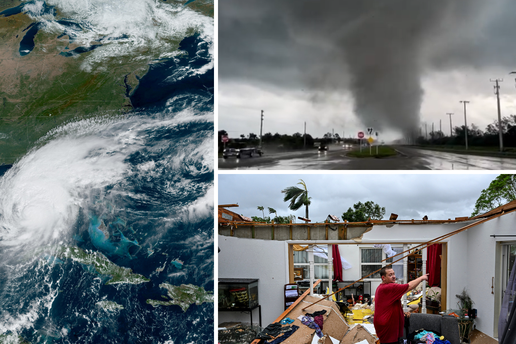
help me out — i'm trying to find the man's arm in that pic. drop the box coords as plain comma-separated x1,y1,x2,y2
407,273,429,292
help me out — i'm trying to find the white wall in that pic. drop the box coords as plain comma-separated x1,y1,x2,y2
338,244,381,295
466,212,516,338
337,222,465,299
218,236,288,326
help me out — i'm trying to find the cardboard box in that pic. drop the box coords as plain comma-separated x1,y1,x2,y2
339,324,376,344
280,295,349,344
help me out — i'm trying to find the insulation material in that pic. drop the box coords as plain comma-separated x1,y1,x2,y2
339,324,376,344
280,295,349,344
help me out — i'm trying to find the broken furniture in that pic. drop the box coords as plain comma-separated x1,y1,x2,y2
406,313,460,344
457,317,474,343
284,283,300,310
219,278,262,328
336,281,371,304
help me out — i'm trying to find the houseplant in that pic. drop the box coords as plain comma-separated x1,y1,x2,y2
426,288,441,308
456,288,474,317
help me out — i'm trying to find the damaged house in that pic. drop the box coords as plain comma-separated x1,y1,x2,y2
218,201,516,343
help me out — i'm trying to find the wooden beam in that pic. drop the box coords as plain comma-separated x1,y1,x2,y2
441,243,447,311
218,204,239,208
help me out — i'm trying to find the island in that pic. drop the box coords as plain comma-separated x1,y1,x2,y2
146,283,213,312
96,300,125,312
58,246,150,285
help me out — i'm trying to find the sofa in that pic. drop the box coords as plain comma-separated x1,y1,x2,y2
406,313,461,344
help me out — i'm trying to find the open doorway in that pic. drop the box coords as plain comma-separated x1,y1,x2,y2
495,242,516,338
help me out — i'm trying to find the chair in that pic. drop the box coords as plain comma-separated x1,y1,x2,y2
406,313,461,344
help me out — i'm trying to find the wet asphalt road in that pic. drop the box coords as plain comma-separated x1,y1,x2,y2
218,145,516,170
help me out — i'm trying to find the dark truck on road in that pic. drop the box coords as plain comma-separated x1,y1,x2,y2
222,147,263,159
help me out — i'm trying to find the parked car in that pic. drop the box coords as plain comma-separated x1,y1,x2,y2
222,147,263,159
222,148,240,159
239,147,263,158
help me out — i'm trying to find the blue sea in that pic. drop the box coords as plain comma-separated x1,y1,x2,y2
0,4,214,343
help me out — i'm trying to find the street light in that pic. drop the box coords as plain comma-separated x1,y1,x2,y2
460,100,470,150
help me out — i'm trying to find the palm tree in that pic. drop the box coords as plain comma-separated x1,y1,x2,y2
257,206,265,218
281,179,311,220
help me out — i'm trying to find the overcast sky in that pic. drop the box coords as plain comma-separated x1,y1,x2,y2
218,173,498,222
219,0,516,142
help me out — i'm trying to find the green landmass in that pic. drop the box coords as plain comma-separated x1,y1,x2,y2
347,146,398,158
0,0,213,165
96,300,125,311
57,246,150,285
146,283,213,311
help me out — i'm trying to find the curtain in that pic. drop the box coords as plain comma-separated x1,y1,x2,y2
500,257,516,343
427,244,442,287
332,245,343,281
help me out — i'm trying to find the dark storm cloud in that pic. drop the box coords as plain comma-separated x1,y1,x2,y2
219,0,516,136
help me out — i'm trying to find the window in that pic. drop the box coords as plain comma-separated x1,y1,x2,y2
293,245,329,280
360,246,404,280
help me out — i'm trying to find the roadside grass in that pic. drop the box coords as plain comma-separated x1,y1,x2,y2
347,146,398,158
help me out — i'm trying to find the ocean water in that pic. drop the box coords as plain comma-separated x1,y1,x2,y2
0,1,214,342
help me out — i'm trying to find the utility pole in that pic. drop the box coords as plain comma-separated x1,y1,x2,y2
446,113,454,136
490,79,504,152
425,123,428,140
259,110,264,148
460,100,470,150
440,119,442,136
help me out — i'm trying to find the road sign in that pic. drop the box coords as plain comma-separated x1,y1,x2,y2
358,131,365,139
367,137,374,144
221,135,229,143
367,127,374,135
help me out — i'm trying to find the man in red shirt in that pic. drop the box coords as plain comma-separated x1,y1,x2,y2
373,265,429,344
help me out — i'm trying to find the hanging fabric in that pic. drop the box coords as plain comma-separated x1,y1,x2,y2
332,245,343,281
428,244,442,287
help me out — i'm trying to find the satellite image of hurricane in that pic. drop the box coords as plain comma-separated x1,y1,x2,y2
0,0,214,343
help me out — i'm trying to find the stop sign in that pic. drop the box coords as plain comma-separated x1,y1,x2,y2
221,135,229,143
358,131,365,139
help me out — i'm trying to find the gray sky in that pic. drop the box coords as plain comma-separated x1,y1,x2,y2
218,173,498,222
219,0,516,142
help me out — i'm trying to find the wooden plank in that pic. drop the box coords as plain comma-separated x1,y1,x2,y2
441,242,447,311
288,245,294,284
249,280,322,344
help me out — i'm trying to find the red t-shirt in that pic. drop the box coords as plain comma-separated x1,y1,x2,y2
373,282,409,343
